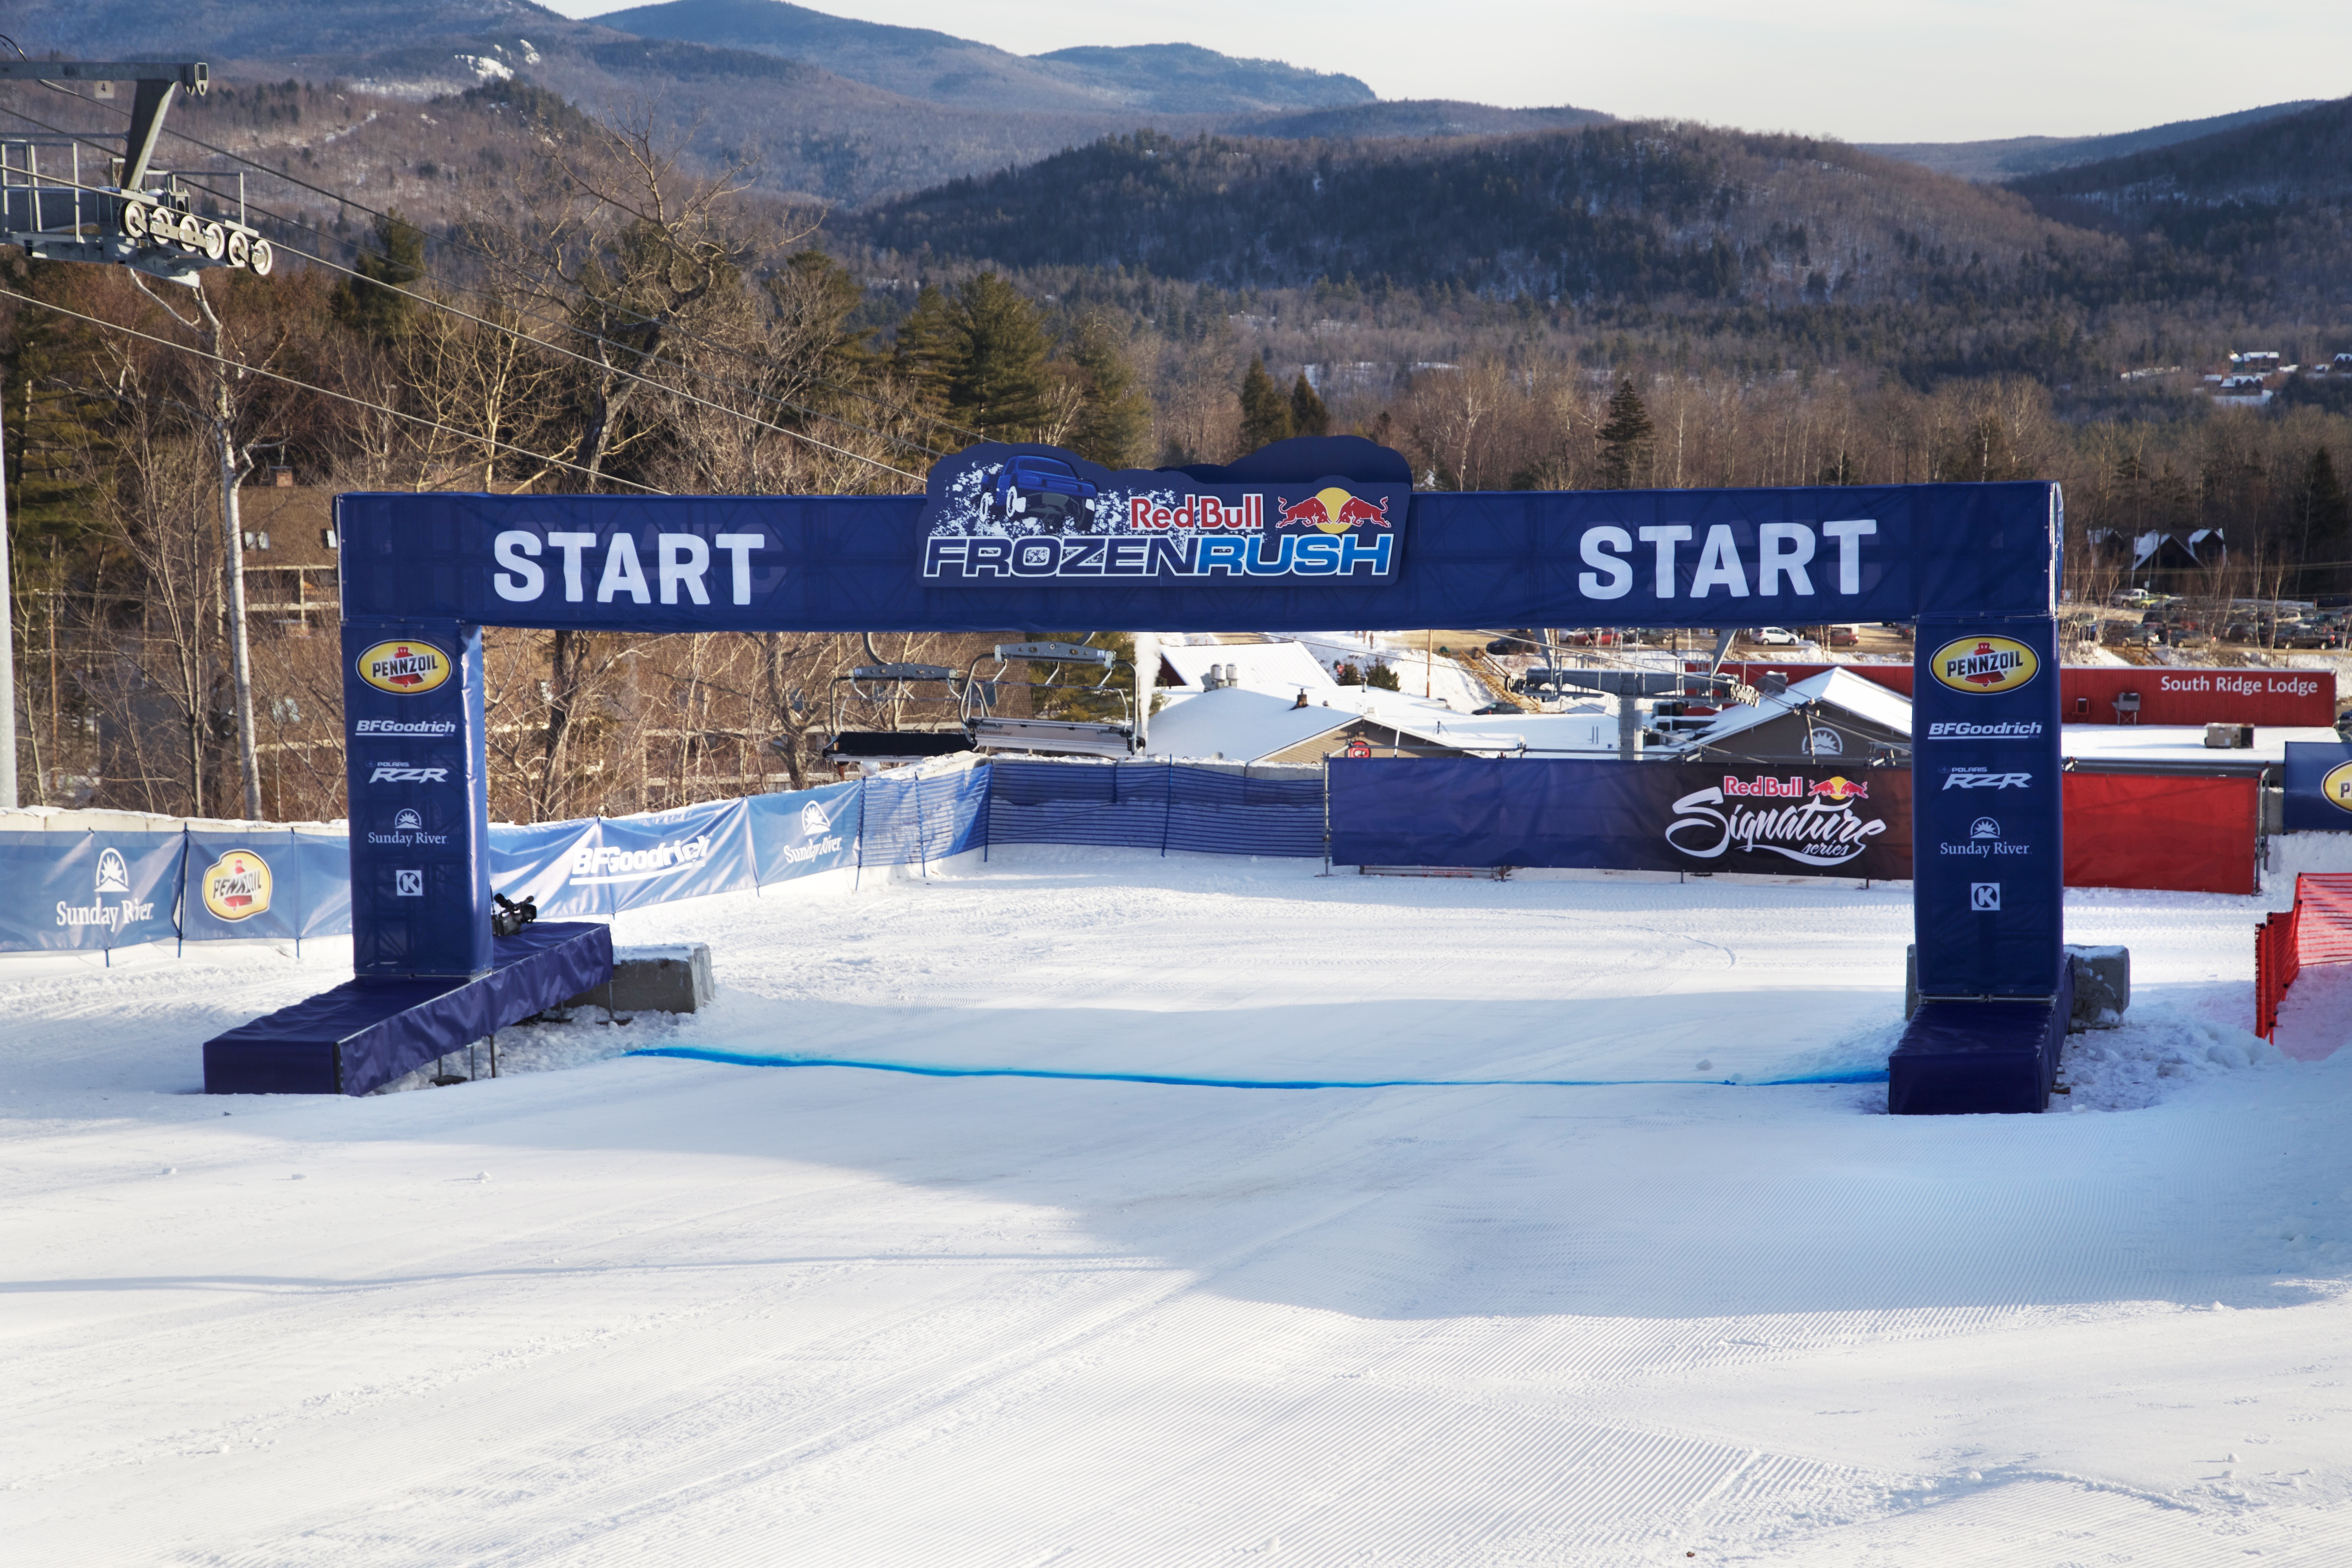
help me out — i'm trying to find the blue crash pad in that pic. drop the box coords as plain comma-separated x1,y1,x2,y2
1887,992,2067,1115
202,922,614,1096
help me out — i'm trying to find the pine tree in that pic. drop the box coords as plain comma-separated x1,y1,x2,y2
2298,446,2352,594
1063,313,1153,468
1289,372,1329,438
328,211,426,342
944,273,1053,440
1237,355,1293,453
1596,380,1654,490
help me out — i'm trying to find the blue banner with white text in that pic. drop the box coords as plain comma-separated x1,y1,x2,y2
2284,740,2352,832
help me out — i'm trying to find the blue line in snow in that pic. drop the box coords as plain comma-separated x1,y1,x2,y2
624,1047,1889,1090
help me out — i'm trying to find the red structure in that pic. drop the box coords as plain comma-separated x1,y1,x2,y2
2064,774,2259,895
1708,662,2336,727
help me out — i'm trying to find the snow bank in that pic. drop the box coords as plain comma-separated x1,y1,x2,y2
2060,1003,2285,1111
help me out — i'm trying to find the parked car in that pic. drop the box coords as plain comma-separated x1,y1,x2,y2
1470,701,1524,715
1826,625,1860,648
1750,626,1801,646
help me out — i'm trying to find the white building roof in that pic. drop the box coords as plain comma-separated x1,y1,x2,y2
1155,639,1335,695
1676,667,1914,751
2060,725,2343,766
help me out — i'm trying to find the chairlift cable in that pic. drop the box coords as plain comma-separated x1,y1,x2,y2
0,103,935,476
0,282,673,495
6,86,993,447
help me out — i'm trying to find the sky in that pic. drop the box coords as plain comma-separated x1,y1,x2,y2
535,0,2350,143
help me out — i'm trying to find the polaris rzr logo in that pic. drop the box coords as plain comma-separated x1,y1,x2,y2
369,763,450,784
1942,770,2032,790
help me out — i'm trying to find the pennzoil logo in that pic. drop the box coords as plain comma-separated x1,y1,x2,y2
1931,636,2040,695
356,640,452,696
2324,760,2352,814
201,849,273,922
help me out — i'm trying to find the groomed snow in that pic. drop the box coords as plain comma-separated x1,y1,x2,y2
6,852,2352,1565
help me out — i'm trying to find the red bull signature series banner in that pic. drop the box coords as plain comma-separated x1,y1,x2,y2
917,440,1408,585
1329,759,1913,881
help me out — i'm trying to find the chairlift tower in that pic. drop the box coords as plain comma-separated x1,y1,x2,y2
0,58,276,812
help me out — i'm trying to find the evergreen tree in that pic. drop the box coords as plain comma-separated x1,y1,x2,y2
945,273,1053,439
1063,313,1153,468
1363,658,1402,691
329,211,426,342
1289,372,1329,438
894,274,1055,442
2298,446,2352,594
1237,355,1293,452
1596,380,1655,490
891,283,964,412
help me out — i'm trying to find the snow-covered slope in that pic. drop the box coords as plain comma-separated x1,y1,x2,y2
5,853,2350,1564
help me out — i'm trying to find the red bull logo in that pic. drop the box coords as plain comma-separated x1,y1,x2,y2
1810,775,1870,802
1126,493,1265,531
1275,487,1392,534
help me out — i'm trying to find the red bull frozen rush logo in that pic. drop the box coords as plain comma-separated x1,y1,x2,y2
920,440,1406,584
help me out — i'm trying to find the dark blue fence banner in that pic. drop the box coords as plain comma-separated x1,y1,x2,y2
1909,617,2066,999
747,782,861,883
986,761,1325,858
1328,759,1912,877
2284,740,2352,831
0,830,184,952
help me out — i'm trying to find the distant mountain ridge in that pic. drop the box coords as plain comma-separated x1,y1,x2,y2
1862,100,2324,181
585,0,1375,114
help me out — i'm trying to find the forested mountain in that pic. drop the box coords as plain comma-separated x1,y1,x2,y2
857,124,2106,302
1862,100,2325,182
1228,101,1612,141
587,0,1374,114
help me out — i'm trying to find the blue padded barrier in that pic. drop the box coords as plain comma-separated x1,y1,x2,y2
202,921,613,1095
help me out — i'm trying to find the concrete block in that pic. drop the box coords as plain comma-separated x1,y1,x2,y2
2067,944,2130,1028
562,943,713,1015
1905,942,2129,1032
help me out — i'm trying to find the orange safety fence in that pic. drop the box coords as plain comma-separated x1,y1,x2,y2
2257,873,2352,1040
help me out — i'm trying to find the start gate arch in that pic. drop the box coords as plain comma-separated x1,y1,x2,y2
324,435,2063,1113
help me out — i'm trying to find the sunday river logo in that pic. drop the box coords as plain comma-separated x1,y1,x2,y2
1666,774,1891,867
56,848,159,935
355,639,452,696
1930,635,2040,695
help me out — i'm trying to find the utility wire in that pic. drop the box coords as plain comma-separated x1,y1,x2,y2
0,282,671,496
0,100,934,476
3,82,991,448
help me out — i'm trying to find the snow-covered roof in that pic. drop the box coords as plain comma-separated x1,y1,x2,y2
1144,685,1629,761
2061,725,2344,766
1142,687,1354,762
1155,639,1335,695
1675,667,1914,751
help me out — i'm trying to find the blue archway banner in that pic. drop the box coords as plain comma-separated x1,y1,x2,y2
335,481,2056,636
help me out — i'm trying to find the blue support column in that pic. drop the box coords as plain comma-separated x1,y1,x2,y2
341,619,493,978
1893,614,2067,1112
